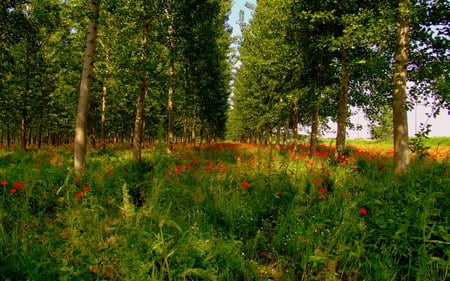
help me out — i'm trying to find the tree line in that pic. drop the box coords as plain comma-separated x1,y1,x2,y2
1,0,232,172
227,0,449,175
1,0,448,176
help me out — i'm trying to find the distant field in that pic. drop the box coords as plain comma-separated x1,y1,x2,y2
347,137,450,147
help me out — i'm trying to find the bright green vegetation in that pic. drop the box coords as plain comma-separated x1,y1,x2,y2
1,143,449,280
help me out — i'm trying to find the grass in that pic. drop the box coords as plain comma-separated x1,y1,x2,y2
0,141,449,280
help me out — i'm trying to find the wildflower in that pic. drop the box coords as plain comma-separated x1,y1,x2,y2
319,188,328,194
184,162,192,170
10,188,17,194
1,180,7,187
83,185,90,192
74,177,81,184
76,192,83,199
107,171,113,177
14,181,24,189
359,207,368,216
318,195,326,200
241,181,250,189
313,178,320,185
176,165,182,174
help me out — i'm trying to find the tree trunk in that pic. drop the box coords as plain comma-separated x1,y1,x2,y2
21,43,31,151
166,5,175,152
310,95,320,156
101,79,107,150
100,40,109,151
133,7,149,162
283,118,289,148
393,0,410,176
74,0,99,175
292,103,299,151
336,50,350,158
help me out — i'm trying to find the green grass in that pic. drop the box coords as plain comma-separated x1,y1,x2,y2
1,142,449,280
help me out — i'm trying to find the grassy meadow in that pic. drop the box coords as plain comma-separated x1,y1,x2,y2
0,140,449,280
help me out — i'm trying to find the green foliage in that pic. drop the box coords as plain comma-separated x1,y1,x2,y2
1,143,449,280
409,123,432,159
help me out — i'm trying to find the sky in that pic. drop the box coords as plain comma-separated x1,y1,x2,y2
229,0,449,138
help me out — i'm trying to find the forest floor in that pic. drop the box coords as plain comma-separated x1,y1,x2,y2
1,139,449,280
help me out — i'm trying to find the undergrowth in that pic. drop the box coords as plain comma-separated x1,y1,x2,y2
0,143,449,280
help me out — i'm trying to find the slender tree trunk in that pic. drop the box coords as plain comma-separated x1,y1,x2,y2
393,0,410,176
74,0,100,175
21,44,31,151
310,95,320,156
100,40,109,151
101,80,107,150
276,123,281,145
336,50,350,158
133,7,149,162
283,118,289,148
165,5,175,152
292,103,299,151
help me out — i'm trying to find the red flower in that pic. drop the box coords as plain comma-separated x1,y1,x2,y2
10,188,17,194
83,185,90,192
318,195,326,200
74,177,81,184
176,165,182,174
76,192,84,199
359,207,368,215
1,180,7,187
241,181,250,189
319,188,328,194
107,171,113,177
14,181,24,189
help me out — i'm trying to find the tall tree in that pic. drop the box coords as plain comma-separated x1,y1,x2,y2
74,0,100,174
132,0,151,162
392,0,411,175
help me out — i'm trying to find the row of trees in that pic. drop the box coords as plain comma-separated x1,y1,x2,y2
227,0,449,175
1,0,232,172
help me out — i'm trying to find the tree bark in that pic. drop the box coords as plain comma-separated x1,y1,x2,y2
167,37,175,151
292,103,299,151
74,0,99,175
393,0,410,176
310,97,320,156
336,50,350,158
133,5,149,162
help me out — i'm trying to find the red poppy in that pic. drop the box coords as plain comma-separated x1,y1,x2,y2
359,207,368,215
14,181,24,189
107,171,113,177
318,195,326,200
1,180,7,187
74,177,81,184
176,165,182,174
241,181,250,189
76,192,83,198
10,188,17,194
83,185,90,192
319,188,328,194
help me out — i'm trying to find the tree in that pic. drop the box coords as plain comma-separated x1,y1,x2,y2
392,0,411,176
74,0,100,174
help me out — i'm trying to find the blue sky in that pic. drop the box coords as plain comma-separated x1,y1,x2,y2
229,0,256,37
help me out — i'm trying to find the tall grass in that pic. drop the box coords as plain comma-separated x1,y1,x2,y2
0,142,449,280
